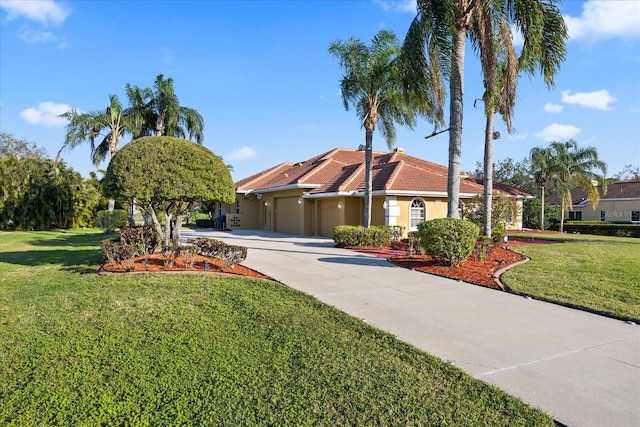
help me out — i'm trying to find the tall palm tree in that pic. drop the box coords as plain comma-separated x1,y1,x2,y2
129,74,205,144
530,145,554,230
403,0,568,219
329,30,440,228
547,140,607,233
59,94,133,166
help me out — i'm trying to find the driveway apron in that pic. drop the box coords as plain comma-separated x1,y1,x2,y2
183,229,640,427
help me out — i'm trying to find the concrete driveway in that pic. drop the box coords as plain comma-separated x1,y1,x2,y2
183,229,640,427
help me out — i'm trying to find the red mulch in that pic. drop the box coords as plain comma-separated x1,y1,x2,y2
100,253,270,279
388,247,526,290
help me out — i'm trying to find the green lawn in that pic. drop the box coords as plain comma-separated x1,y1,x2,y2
0,230,551,426
504,233,640,323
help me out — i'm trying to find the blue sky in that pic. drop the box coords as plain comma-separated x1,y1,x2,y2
1,0,639,182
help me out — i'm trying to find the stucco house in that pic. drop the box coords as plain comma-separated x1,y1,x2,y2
218,147,533,237
547,180,640,223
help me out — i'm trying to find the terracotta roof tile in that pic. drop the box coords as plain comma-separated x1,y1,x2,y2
235,147,531,197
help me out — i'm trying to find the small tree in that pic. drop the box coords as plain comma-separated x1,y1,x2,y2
103,136,235,249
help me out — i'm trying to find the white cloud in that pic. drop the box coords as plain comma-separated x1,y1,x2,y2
227,146,257,161
18,25,67,48
535,123,581,141
0,0,69,26
20,101,71,127
510,26,524,47
373,0,416,13
544,103,563,113
561,89,616,111
564,1,640,42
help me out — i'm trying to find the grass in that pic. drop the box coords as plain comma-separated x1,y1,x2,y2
504,233,640,322
0,230,552,426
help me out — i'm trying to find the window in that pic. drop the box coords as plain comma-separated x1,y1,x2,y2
235,200,241,214
568,211,582,220
600,210,606,221
409,199,425,230
632,211,640,223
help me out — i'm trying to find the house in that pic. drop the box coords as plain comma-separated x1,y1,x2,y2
219,147,533,237
547,180,640,223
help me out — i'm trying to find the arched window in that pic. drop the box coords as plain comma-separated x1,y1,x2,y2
409,199,425,231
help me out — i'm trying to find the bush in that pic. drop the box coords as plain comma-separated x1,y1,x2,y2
100,239,139,269
472,236,493,261
119,226,159,255
195,218,215,228
188,238,247,267
403,231,425,256
95,209,128,233
551,222,640,238
417,218,480,266
332,225,393,247
178,244,198,269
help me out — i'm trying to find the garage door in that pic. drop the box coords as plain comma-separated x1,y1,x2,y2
275,196,300,234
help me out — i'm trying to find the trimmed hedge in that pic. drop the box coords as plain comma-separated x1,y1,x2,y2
195,218,215,228
188,237,247,267
332,225,393,247
552,222,640,237
417,218,480,266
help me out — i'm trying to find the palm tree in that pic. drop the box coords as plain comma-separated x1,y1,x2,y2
547,140,607,233
530,145,553,230
402,0,568,219
59,94,133,166
329,30,440,228
129,74,205,144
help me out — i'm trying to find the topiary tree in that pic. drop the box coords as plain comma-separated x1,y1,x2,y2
417,218,480,267
103,136,235,249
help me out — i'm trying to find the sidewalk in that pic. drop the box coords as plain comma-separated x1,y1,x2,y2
183,229,640,427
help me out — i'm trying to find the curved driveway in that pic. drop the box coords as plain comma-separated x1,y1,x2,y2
183,229,640,427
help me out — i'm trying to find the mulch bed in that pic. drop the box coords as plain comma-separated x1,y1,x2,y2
99,253,271,280
388,247,527,290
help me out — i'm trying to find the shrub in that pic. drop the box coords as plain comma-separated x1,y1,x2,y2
178,244,198,269
472,236,493,261
188,238,247,267
95,209,128,233
195,218,215,228
161,246,177,268
332,225,393,247
100,239,138,270
100,239,120,264
119,226,159,254
551,222,640,238
403,231,425,256
417,218,480,266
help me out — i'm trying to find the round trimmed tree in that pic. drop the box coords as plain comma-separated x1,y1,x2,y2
104,136,235,248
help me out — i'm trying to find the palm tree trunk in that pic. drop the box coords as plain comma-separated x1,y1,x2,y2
539,185,545,230
447,28,466,219
560,199,565,233
483,112,494,237
363,129,374,228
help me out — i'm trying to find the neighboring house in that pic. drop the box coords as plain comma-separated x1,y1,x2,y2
220,147,533,237
547,181,640,223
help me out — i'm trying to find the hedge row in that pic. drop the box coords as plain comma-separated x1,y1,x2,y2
332,225,393,247
552,222,640,238
188,237,247,267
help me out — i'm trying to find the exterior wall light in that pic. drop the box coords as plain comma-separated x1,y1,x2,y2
298,196,303,204
337,201,344,209
264,200,270,207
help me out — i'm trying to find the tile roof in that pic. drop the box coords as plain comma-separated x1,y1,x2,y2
547,180,640,205
235,147,533,198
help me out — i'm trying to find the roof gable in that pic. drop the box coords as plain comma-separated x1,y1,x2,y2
235,147,533,198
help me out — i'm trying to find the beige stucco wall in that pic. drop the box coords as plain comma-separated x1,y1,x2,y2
569,199,640,222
